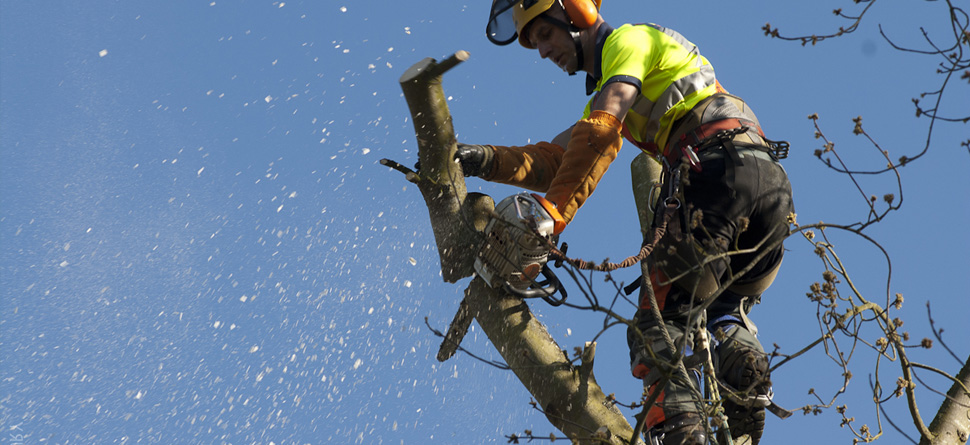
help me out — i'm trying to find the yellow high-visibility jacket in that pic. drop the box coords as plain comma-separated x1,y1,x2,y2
583,23,720,156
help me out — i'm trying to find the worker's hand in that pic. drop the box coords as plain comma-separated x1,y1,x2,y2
412,144,493,177
455,143,494,177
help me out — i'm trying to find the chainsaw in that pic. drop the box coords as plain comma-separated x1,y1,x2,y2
474,193,568,305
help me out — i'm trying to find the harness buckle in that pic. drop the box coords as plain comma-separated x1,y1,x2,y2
765,138,790,160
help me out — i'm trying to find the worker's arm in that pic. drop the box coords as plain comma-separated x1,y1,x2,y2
543,81,639,223
548,78,638,146
591,80,639,122
479,124,573,191
476,81,638,207
551,126,573,148
480,141,566,192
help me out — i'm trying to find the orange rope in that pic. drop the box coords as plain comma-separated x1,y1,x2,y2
549,202,677,272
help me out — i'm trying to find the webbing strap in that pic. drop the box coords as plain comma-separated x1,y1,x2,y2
684,118,765,147
663,118,765,167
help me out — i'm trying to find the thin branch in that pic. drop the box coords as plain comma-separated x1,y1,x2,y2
872,375,920,444
424,317,511,370
926,301,962,365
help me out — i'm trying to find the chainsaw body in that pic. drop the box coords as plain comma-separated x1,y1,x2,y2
474,193,566,301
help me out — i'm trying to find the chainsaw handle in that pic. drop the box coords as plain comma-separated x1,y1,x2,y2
504,264,567,306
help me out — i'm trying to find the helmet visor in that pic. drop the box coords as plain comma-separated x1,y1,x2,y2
486,0,523,46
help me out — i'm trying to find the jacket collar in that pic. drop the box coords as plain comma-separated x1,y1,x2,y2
586,23,615,96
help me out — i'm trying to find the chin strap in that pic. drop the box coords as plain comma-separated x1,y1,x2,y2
569,30,584,76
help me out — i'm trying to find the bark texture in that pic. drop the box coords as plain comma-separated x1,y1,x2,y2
920,354,970,445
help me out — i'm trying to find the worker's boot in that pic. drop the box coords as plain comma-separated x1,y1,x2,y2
632,316,708,445
711,319,771,445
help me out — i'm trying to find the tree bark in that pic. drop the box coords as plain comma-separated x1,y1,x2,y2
920,354,970,445
464,278,638,444
398,51,485,283
393,51,641,444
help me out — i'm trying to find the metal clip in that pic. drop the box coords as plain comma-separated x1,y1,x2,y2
664,163,682,210
681,144,702,172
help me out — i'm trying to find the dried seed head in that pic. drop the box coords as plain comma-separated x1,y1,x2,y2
690,209,704,229
714,236,729,251
737,217,750,233
853,116,864,135
823,270,837,283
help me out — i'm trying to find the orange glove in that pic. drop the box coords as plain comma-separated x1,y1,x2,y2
482,141,565,192
544,110,623,224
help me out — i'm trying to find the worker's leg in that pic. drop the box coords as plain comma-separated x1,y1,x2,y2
628,287,707,445
627,157,730,444
694,154,791,445
708,295,773,445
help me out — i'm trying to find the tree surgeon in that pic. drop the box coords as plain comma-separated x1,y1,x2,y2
456,0,795,443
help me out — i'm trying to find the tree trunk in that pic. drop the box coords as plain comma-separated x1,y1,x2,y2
391,51,641,445
920,354,970,445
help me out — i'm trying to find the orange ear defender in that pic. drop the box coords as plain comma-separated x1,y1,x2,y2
562,0,598,29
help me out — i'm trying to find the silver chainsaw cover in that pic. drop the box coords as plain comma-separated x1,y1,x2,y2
474,193,557,290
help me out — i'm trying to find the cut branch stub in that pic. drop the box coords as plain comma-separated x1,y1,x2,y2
399,51,485,282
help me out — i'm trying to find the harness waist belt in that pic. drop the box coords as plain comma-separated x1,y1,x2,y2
696,145,777,163
662,118,767,167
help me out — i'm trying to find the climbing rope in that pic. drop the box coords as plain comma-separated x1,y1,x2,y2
548,200,679,272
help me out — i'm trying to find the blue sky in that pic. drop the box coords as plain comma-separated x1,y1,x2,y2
2,1,967,443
